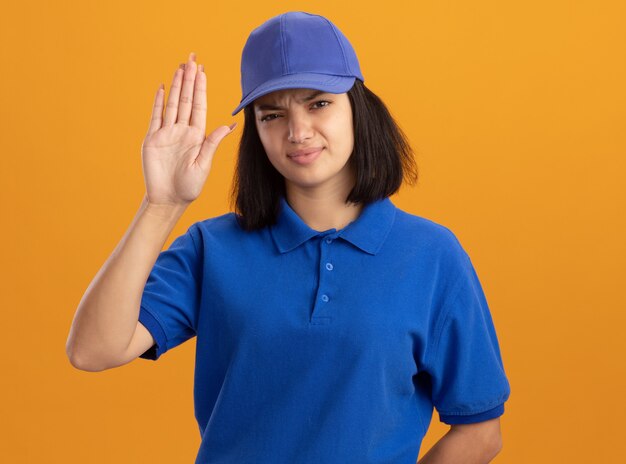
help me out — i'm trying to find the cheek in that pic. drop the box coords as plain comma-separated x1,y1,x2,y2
257,133,284,169
256,129,277,157
327,115,354,155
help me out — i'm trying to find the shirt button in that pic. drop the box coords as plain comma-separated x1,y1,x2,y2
325,262,333,271
325,238,333,244
321,294,329,302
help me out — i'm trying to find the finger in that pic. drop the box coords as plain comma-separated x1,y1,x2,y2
147,83,165,136
176,52,198,125
189,63,206,132
163,65,184,127
196,123,237,172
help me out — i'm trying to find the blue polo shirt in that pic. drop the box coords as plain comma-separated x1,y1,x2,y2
138,194,511,463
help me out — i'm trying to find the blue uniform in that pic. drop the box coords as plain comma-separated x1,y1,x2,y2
138,194,511,463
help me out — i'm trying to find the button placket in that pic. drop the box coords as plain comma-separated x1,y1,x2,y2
311,234,336,323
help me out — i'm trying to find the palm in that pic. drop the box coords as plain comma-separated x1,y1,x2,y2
142,123,207,205
141,53,236,207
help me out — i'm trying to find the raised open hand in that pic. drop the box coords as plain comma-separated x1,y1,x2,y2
141,52,237,207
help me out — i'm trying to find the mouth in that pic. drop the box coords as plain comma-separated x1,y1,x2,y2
287,147,324,165
287,147,324,158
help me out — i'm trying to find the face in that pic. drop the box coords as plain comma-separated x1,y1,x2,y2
253,88,355,194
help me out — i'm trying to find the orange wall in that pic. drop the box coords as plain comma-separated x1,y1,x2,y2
1,1,624,462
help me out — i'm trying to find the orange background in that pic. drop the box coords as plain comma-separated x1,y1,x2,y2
1,0,625,462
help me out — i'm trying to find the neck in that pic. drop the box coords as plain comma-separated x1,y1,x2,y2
285,183,364,232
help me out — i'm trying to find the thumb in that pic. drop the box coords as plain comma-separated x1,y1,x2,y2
196,122,238,172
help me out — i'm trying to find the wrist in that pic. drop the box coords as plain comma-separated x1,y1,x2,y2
141,195,189,221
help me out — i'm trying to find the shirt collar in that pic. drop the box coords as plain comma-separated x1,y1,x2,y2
270,195,397,255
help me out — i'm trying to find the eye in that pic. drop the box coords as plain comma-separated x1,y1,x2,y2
312,100,331,109
260,113,279,122
259,100,332,123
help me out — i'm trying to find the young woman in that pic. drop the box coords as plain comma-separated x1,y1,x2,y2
67,11,511,464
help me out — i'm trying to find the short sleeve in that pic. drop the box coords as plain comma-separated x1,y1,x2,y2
137,223,202,361
425,246,511,425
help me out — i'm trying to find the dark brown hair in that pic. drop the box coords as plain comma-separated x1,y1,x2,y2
228,79,419,231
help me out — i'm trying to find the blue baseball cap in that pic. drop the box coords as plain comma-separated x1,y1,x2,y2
231,11,365,116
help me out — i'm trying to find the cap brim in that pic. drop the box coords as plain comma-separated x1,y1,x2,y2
231,73,357,116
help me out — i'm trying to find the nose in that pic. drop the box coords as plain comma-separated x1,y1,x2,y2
287,108,314,143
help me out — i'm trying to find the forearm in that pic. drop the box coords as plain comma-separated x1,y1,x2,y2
66,194,187,370
417,427,500,464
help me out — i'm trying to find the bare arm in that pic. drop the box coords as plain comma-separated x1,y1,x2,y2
66,52,236,371
66,197,187,371
418,418,502,464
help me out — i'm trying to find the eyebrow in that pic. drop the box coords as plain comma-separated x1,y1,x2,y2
255,90,328,111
